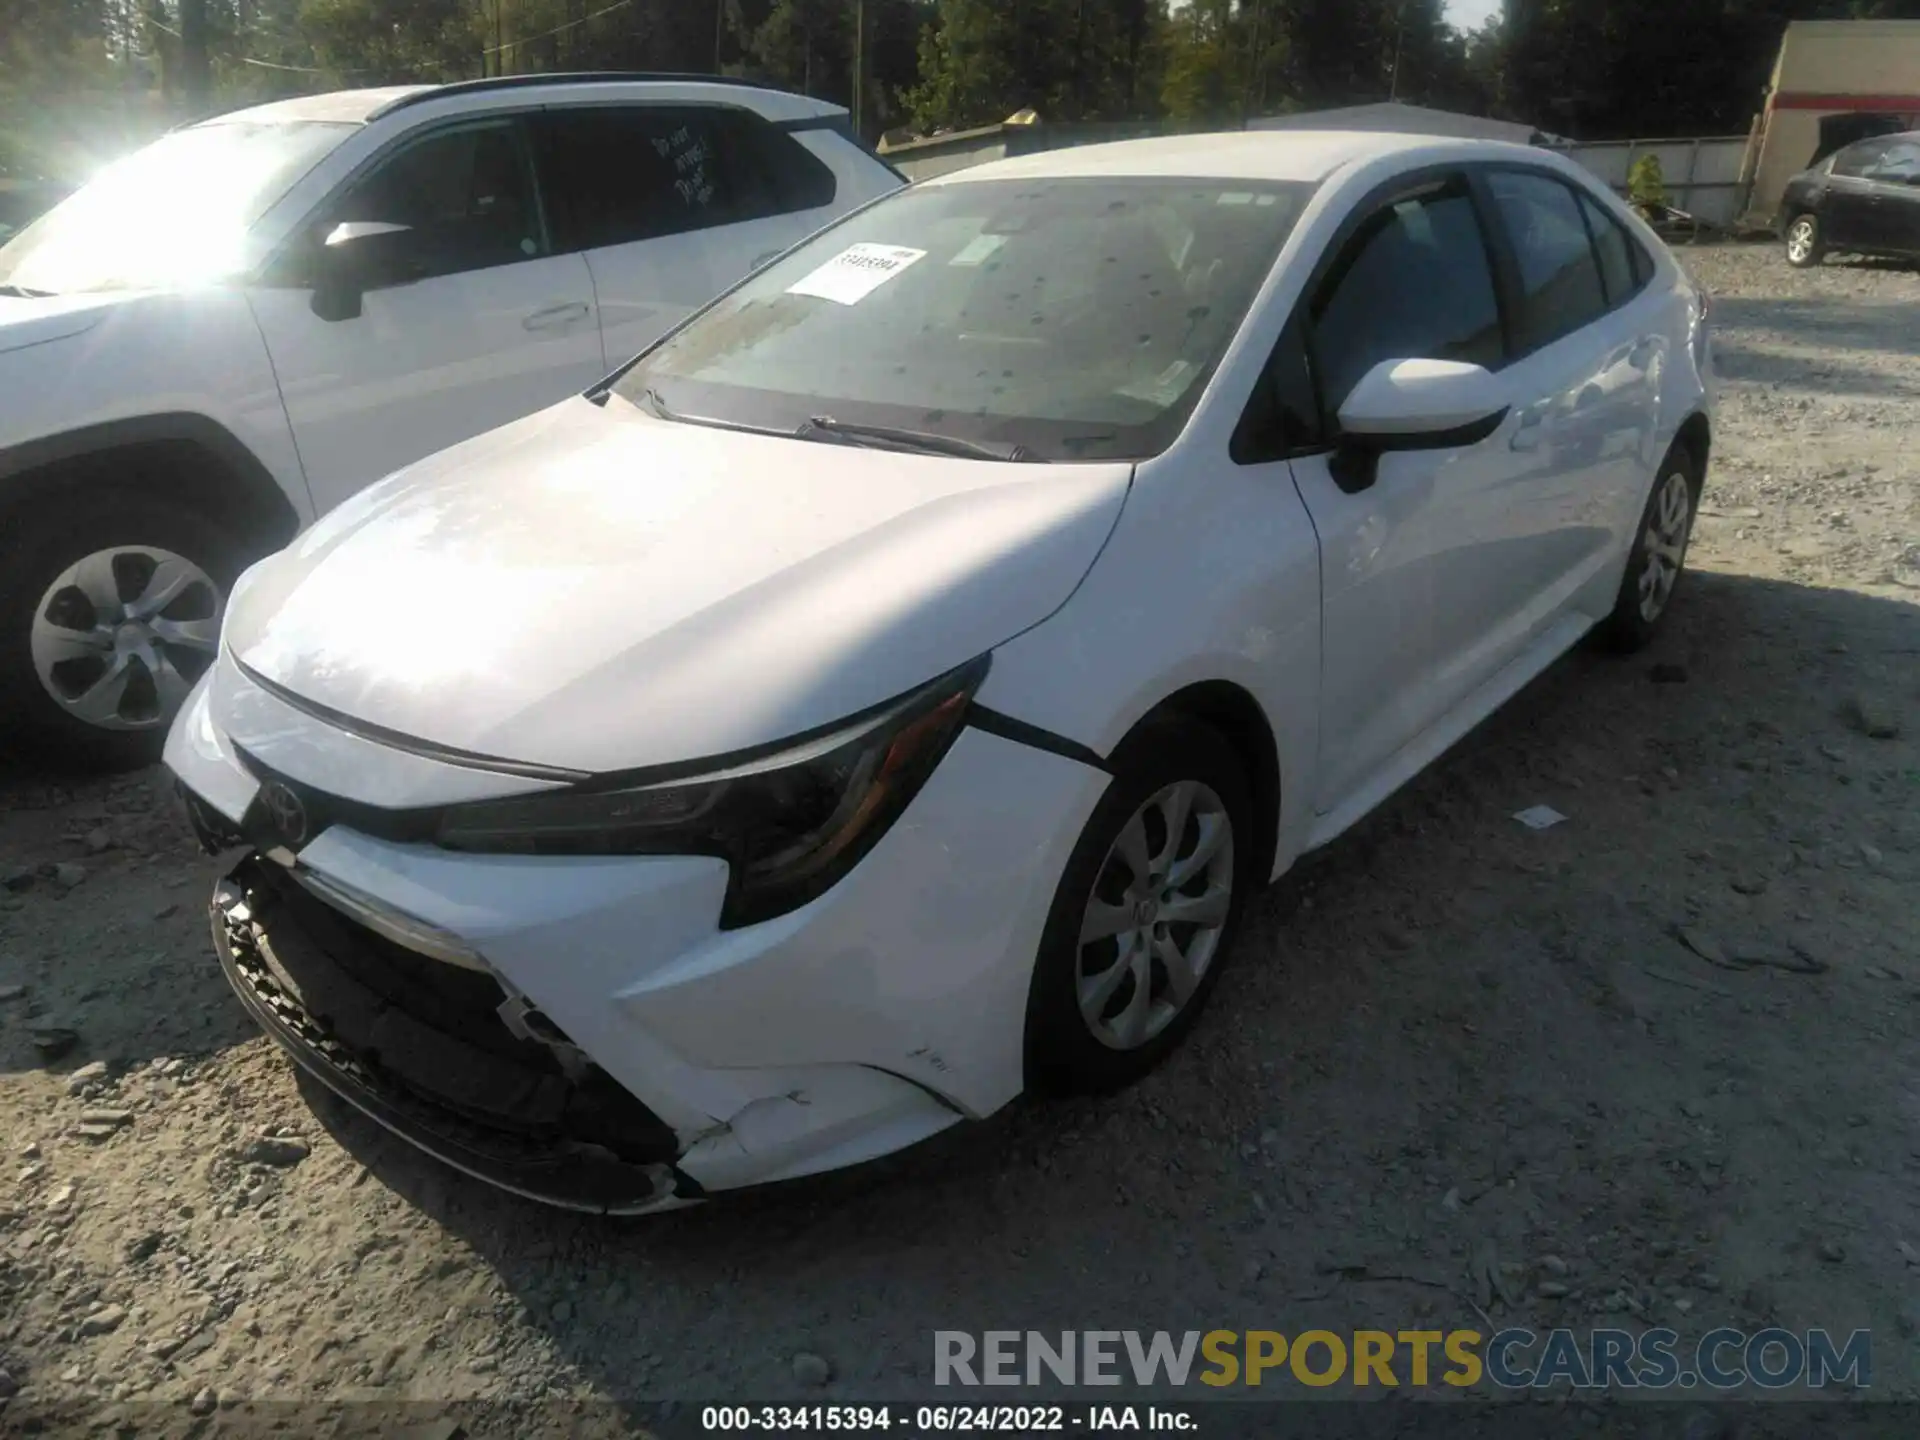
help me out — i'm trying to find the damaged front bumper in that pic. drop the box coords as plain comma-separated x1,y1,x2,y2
173,660,1110,1208
211,856,692,1214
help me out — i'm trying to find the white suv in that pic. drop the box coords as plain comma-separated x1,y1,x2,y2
0,74,901,767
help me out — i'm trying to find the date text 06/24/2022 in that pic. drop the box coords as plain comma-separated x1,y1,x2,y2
701,1406,1193,1432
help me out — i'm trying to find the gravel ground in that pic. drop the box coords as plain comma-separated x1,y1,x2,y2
2,241,1918,1435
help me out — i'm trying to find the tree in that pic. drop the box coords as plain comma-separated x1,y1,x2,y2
298,0,478,82
729,1,923,135
1159,0,1269,122
1158,0,1482,124
904,0,1165,131
1457,12,1508,119
1276,0,1391,107
0,0,158,179
902,0,1025,128
1379,0,1476,109
17,0,1920,193
1498,0,1920,140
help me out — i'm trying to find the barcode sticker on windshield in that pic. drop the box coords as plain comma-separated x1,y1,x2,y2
1115,358,1197,409
787,243,927,304
948,233,1008,267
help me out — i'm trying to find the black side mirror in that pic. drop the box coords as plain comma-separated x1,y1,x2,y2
309,220,413,323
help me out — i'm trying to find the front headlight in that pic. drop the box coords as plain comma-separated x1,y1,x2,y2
435,657,987,928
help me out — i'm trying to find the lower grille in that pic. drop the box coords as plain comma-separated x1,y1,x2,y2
211,855,686,1214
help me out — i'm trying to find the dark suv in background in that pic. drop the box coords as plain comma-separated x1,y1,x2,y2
1778,131,1920,267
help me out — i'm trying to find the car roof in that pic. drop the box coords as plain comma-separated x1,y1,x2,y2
198,88,434,126
196,74,844,131
929,129,1533,186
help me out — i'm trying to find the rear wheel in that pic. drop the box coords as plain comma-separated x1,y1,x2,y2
1784,212,1825,268
1592,446,1701,654
1025,717,1254,1094
0,492,243,770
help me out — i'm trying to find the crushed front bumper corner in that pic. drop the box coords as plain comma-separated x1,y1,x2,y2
209,857,694,1215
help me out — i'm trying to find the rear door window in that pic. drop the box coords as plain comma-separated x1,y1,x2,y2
1484,170,1608,352
535,106,837,252
1868,137,1920,183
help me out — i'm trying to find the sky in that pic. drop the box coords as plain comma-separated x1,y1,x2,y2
1446,0,1502,29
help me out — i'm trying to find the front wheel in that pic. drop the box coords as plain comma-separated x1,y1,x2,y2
1592,448,1701,653
1784,212,1825,268
0,492,243,770
1024,717,1255,1094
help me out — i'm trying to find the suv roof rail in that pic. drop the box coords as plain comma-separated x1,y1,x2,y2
369,71,829,120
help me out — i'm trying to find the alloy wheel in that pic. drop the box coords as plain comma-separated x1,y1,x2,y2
29,545,222,731
1636,469,1694,624
1786,217,1816,265
1075,779,1235,1051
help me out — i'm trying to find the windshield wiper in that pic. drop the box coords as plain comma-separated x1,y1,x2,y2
622,384,793,441
0,284,53,298
796,415,1043,464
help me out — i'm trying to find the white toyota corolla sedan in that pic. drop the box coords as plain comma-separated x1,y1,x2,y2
167,130,1712,1213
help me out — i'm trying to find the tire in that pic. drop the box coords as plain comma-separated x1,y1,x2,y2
1592,445,1702,654
1784,212,1825,268
1024,716,1255,1094
0,490,247,771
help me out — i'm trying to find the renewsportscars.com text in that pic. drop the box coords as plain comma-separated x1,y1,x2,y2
933,1328,1871,1390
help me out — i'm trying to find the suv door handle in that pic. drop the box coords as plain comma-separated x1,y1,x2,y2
522,301,591,332
750,250,782,272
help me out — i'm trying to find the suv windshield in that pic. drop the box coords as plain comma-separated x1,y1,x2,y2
613,176,1313,461
0,120,352,295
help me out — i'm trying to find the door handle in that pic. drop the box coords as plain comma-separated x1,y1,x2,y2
1509,403,1548,452
749,250,782,273
522,301,591,332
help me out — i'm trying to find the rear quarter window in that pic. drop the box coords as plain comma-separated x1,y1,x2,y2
1832,140,1889,180
1484,169,1608,353
1577,191,1651,308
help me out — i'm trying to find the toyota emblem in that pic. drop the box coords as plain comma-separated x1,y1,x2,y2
258,781,309,848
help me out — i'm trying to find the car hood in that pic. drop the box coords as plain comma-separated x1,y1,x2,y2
0,290,125,355
224,396,1132,774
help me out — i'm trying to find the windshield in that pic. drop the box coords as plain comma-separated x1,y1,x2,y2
0,120,353,295
612,176,1312,461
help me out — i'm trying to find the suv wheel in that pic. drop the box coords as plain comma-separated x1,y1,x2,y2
0,492,243,770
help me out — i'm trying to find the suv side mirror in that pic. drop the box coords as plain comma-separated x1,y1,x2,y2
1330,358,1509,492
309,220,414,323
